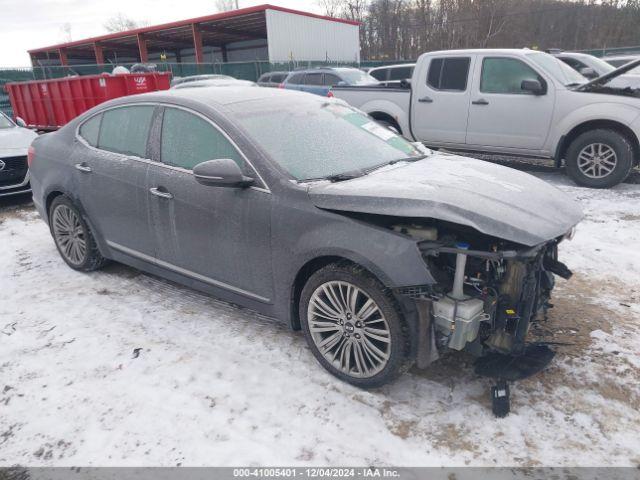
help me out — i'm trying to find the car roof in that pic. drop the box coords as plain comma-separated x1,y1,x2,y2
422,48,542,57
369,63,415,71
146,85,321,107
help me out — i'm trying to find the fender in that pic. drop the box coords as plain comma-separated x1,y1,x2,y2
360,99,412,137
548,101,640,155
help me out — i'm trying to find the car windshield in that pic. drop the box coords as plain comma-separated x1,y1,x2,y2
336,69,379,85
527,52,587,85
586,56,617,74
0,112,15,129
229,97,424,181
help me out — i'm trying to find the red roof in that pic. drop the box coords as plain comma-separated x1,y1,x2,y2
28,4,360,54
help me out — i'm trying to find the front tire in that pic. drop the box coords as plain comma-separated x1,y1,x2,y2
49,195,106,272
299,263,408,389
565,129,634,188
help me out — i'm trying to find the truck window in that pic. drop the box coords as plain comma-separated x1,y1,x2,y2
427,58,470,91
480,58,543,94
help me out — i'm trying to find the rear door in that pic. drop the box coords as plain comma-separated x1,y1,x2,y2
74,105,155,256
146,105,273,303
465,55,554,151
410,55,474,145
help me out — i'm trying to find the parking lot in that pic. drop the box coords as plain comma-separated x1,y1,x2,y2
1,165,639,467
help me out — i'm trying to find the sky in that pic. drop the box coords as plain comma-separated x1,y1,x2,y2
0,0,321,67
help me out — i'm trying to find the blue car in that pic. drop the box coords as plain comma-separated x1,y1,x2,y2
282,67,378,96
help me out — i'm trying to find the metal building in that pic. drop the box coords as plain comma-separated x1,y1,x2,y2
27,4,361,68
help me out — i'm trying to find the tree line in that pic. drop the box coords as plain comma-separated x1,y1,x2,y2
318,0,640,60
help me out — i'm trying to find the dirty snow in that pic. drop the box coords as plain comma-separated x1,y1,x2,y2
1,172,639,467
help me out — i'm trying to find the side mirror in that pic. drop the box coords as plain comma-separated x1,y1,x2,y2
579,67,598,79
15,117,27,128
521,79,545,95
193,159,254,188
400,78,411,89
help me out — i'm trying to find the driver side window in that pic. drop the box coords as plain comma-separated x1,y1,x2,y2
160,107,243,171
480,57,544,94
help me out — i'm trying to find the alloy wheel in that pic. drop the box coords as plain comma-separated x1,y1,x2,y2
307,281,391,378
577,143,618,179
52,205,87,266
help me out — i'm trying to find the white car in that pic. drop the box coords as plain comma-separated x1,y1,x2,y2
333,49,640,188
553,51,640,88
603,54,640,71
0,111,38,197
368,63,415,87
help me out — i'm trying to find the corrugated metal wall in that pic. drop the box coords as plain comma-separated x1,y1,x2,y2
265,10,360,63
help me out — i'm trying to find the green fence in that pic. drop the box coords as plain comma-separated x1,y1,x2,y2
0,59,409,117
0,68,34,118
579,45,640,58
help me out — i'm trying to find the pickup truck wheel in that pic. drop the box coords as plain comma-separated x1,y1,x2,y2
49,195,107,272
566,129,634,188
299,263,408,389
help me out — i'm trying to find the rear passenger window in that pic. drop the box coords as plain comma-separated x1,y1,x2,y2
427,57,470,91
161,107,243,171
304,73,324,85
98,106,154,157
79,114,101,147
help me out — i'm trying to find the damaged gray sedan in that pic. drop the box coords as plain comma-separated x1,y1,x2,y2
29,87,583,390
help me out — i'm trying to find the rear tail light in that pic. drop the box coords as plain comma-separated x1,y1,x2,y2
278,83,285,89
327,91,334,98
27,145,35,168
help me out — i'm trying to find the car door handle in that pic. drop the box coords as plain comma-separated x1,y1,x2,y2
74,163,92,173
472,99,489,105
149,187,173,199
418,96,433,103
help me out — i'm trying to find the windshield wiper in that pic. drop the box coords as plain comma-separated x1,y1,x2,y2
326,170,365,182
363,154,428,174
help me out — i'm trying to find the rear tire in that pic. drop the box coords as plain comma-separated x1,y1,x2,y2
565,129,634,188
49,195,107,272
299,263,408,389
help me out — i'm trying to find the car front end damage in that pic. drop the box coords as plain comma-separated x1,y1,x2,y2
389,221,576,415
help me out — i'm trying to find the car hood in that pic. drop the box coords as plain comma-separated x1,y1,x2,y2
0,127,38,157
308,153,584,247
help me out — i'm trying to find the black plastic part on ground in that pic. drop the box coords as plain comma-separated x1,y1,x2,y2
474,344,556,381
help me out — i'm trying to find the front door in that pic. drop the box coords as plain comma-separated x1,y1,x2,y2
410,55,475,145
147,106,273,304
73,105,155,256
465,56,555,151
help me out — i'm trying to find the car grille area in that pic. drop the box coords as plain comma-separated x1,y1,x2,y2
0,156,28,187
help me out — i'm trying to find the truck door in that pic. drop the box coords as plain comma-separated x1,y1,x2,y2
465,55,555,151
410,55,475,145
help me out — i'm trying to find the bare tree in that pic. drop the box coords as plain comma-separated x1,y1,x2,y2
104,13,147,33
59,23,72,42
215,0,239,11
317,0,345,17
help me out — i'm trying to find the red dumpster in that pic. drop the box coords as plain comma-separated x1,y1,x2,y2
5,72,171,131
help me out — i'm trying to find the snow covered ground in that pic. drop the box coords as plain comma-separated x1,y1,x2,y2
1,172,639,467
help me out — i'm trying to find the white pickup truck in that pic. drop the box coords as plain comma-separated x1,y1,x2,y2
332,49,640,188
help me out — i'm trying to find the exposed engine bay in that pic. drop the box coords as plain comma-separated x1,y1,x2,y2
391,220,574,360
